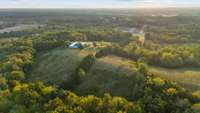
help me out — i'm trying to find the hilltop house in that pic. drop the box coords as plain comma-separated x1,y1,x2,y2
68,42,82,49
68,41,94,49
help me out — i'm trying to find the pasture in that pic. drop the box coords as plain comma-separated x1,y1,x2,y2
29,48,94,84
149,66,200,91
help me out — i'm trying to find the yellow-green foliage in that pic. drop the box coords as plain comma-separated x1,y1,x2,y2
41,86,56,95
13,83,29,91
193,91,200,99
166,88,177,96
193,103,200,112
152,77,165,86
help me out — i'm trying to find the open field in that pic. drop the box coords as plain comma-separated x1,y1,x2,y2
0,24,43,33
102,55,200,91
29,48,94,84
92,55,137,76
98,55,200,91
81,55,200,92
75,55,138,96
30,50,139,96
149,66,200,91
97,55,200,91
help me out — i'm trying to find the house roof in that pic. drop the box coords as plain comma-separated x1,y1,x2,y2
69,42,82,48
69,42,81,46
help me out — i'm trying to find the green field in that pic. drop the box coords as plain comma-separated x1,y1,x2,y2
149,66,200,91
0,24,43,33
30,50,139,96
99,56,200,91
96,56,200,91
98,56,200,91
75,55,138,96
30,48,94,84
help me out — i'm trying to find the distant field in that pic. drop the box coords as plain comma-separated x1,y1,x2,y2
0,24,43,33
149,66,200,91
29,48,94,84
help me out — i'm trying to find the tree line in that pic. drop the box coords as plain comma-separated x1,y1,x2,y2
96,43,200,68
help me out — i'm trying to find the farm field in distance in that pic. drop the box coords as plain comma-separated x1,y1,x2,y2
150,66,200,91
0,24,43,33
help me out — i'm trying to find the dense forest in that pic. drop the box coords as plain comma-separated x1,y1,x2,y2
0,9,200,113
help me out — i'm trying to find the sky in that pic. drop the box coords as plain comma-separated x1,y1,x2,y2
0,0,200,8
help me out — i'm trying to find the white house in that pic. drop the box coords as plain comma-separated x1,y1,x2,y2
68,42,82,49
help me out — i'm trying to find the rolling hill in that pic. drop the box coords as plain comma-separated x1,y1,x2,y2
29,48,200,92
75,55,138,96
29,48,95,84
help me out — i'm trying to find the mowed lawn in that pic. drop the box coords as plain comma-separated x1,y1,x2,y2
149,66,200,91
30,48,94,84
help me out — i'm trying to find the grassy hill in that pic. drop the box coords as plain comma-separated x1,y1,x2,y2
29,48,95,84
93,55,200,91
28,43,141,97
96,56,200,91
30,47,200,93
75,55,200,95
30,49,139,97
75,55,138,97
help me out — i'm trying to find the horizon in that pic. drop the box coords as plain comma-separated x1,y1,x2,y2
0,0,200,8
0,7,200,10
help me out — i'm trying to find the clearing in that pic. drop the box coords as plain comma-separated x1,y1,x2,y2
30,48,94,84
0,24,43,33
93,55,200,91
75,55,138,96
149,66,200,91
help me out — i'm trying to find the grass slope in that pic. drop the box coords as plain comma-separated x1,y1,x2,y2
75,55,138,97
96,55,200,91
94,55,200,91
75,55,200,95
30,48,94,84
